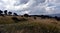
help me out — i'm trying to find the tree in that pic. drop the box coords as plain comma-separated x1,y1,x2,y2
0,10,3,14
13,13,18,16
8,12,12,16
4,10,7,15
0,10,3,15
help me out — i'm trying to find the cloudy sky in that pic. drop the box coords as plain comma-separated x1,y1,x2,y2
0,0,60,15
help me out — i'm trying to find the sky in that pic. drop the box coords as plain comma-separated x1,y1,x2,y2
0,0,60,15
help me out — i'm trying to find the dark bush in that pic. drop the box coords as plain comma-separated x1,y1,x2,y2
24,14,29,17
54,16,60,21
12,17,28,23
21,16,23,17
34,16,36,20
0,14,4,17
12,17,20,23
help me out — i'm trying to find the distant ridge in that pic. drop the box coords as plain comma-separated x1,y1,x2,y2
49,14,60,17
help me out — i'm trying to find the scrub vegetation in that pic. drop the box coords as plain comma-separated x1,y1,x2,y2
0,10,60,33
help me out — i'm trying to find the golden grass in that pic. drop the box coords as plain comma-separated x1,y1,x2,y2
0,16,60,33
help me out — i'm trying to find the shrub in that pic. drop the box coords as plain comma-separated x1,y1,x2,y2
12,17,20,23
24,14,29,17
12,17,28,23
34,16,36,20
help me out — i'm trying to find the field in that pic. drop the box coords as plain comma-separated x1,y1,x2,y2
0,16,60,33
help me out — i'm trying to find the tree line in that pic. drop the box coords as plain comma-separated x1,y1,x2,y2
0,10,18,16
0,10,60,21
23,14,60,21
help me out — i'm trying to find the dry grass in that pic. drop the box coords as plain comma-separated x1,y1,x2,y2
0,16,60,33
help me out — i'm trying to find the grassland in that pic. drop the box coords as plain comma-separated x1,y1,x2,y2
0,16,60,33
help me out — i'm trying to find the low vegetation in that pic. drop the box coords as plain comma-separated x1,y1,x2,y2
0,10,60,33
0,16,60,33
0,22,60,33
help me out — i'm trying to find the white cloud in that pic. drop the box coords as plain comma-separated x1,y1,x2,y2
0,0,60,15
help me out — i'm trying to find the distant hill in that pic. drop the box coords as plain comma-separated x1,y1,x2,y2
29,14,60,17
49,14,60,17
